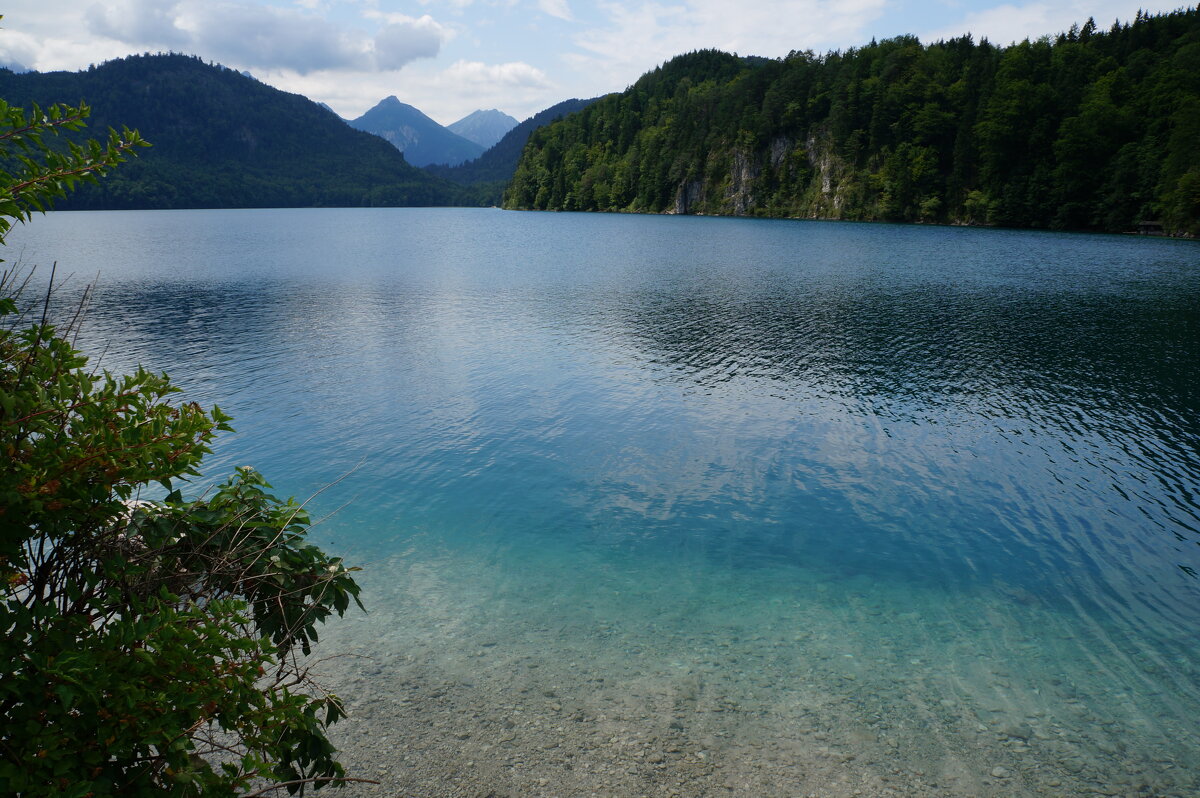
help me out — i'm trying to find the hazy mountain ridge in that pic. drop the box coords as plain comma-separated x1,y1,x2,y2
349,97,484,167
0,53,462,209
506,9,1200,235
447,109,519,149
425,98,600,204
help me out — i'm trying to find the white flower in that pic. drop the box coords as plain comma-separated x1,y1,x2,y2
270,555,281,564
327,564,339,573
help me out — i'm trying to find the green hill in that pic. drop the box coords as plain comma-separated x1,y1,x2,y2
505,8,1200,235
0,53,462,209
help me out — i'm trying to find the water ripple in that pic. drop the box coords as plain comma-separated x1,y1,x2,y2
7,208,1200,791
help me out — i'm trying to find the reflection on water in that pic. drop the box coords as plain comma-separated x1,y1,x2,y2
8,208,1200,795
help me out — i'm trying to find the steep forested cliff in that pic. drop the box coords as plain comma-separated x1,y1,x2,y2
0,54,462,209
505,8,1200,234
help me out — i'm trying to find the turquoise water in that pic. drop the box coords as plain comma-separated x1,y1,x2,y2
9,208,1200,796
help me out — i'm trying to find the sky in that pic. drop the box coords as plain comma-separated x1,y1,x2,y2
0,0,1189,125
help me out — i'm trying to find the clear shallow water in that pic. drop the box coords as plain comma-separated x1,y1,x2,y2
8,208,1200,796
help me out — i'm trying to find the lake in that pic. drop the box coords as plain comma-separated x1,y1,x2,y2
8,207,1200,797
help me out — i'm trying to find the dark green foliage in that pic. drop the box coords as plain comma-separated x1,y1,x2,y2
0,98,145,233
0,53,463,209
506,8,1200,235
426,97,599,206
0,85,363,795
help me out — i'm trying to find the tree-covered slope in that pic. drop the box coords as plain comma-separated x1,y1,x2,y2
505,9,1200,235
0,53,462,209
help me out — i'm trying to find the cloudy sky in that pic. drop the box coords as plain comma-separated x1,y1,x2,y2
0,0,1185,125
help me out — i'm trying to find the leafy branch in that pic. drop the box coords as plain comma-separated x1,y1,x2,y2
0,33,364,797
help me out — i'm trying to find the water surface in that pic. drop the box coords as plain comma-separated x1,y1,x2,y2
9,208,1200,796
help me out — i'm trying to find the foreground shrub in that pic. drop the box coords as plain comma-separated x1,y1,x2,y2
0,56,363,796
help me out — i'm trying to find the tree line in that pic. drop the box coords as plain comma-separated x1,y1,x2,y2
505,7,1200,235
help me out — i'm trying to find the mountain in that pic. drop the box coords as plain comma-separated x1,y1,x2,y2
0,53,461,209
349,97,484,167
425,98,600,204
506,8,1200,236
447,109,519,149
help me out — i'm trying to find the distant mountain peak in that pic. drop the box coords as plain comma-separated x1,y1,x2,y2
447,108,520,150
349,97,484,167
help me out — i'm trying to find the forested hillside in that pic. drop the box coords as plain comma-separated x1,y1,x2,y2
505,8,1200,234
0,54,462,209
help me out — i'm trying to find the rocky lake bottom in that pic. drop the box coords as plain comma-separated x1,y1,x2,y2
313,547,1198,798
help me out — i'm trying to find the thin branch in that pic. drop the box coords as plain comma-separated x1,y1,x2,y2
0,110,88,144
65,274,96,346
242,776,380,797
6,141,139,198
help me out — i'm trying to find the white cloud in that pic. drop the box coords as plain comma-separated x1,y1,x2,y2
178,2,373,72
415,0,478,9
538,0,574,21
569,0,888,91
85,0,190,48
921,2,1061,44
443,59,553,88
0,30,41,72
921,1,1156,46
76,0,450,74
373,18,445,70
365,7,456,30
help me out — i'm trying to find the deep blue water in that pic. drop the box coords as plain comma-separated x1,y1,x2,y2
9,208,1200,794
